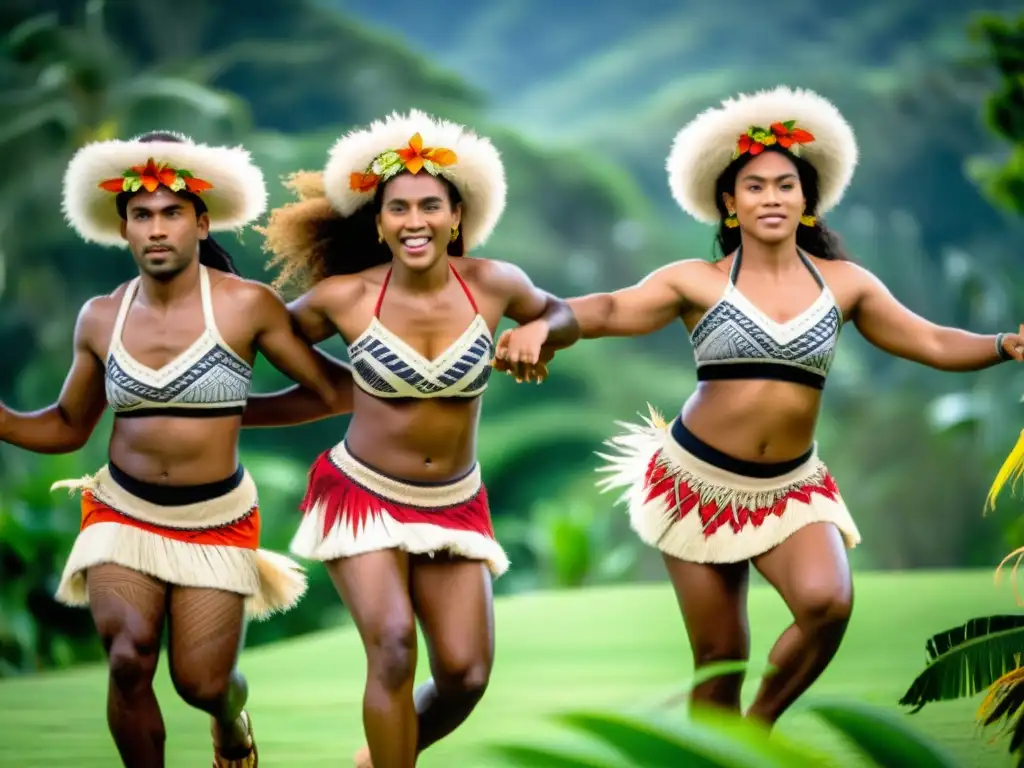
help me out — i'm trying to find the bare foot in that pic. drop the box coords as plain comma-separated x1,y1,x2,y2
353,745,372,768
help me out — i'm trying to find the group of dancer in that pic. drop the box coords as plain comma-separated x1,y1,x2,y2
1,85,1022,768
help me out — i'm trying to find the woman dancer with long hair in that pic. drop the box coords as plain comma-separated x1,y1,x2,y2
244,110,578,766
497,86,1024,724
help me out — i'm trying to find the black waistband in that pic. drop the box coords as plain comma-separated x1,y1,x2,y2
114,405,245,419
696,362,825,390
670,418,813,479
107,461,245,506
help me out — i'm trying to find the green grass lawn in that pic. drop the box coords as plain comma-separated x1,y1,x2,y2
0,569,1014,767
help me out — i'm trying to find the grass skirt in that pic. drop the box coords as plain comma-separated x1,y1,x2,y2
291,441,509,576
596,406,861,563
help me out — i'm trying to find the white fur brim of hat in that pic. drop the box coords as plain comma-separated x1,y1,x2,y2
62,135,268,247
323,109,506,251
667,86,858,224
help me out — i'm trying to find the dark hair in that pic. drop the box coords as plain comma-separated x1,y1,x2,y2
260,170,464,292
114,130,240,275
713,144,849,262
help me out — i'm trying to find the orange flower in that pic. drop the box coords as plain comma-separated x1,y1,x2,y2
97,158,213,195
770,122,815,150
130,158,177,192
349,171,381,193
735,120,815,158
396,133,457,175
184,176,213,193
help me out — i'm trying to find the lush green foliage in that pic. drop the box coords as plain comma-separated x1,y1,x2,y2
490,700,962,768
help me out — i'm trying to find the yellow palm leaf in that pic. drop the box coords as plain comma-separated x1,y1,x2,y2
985,429,1024,513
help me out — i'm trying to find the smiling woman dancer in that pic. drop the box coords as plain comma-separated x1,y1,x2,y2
498,86,1024,725
246,110,579,766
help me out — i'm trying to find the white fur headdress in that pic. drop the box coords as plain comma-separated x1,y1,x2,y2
62,132,267,247
667,86,858,224
322,109,507,251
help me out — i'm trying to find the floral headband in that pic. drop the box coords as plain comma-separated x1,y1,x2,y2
98,158,214,194
349,133,458,193
734,121,815,158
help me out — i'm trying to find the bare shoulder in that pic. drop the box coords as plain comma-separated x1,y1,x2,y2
814,257,877,290
80,283,130,329
76,285,126,351
209,271,286,312
313,271,373,310
651,258,721,290
457,257,533,295
665,258,719,277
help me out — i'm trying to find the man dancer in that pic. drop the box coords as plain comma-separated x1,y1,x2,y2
0,131,351,767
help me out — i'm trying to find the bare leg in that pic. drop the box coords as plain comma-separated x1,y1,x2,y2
87,564,168,768
411,554,494,753
662,554,751,712
165,587,250,759
327,550,418,768
746,522,853,725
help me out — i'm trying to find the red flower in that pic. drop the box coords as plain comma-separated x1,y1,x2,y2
349,171,380,193
770,121,815,150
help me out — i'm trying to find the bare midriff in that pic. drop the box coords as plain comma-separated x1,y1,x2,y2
679,379,823,463
109,416,242,485
343,389,482,483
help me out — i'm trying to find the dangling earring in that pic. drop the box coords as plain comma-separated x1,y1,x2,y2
724,212,739,229
800,213,816,227
450,224,459,243
377,228,384,243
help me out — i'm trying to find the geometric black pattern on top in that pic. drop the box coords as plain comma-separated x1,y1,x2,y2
104,266,254,414
349,318,493,399
106,346,253,411
691,299,841,378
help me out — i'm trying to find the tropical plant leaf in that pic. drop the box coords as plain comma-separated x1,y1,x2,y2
559,710,811,768
114,76,247,122
808,698,961,768
900,615,1024,711
651,659,752,710
487,742,628,767
978,666,1024,764
687,705,834,768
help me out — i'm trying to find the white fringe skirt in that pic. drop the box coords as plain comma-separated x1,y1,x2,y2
596,407,862,563
290,441,510,576
52,463,307,619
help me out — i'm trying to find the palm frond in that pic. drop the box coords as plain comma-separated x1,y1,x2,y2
978,666,1024,766
985,429,1024,512
995,547,1024,607
899,615,1024,711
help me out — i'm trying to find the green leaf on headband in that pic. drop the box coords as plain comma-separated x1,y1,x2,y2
121,178,132,192
123,169,140,178
783,120,796,130
178,169,193,178
128,178,142,192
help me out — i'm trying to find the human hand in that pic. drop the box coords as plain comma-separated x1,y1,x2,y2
493,321,552,383
1000,325,1024,361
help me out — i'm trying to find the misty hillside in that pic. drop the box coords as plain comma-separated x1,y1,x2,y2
332,0,1024,254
